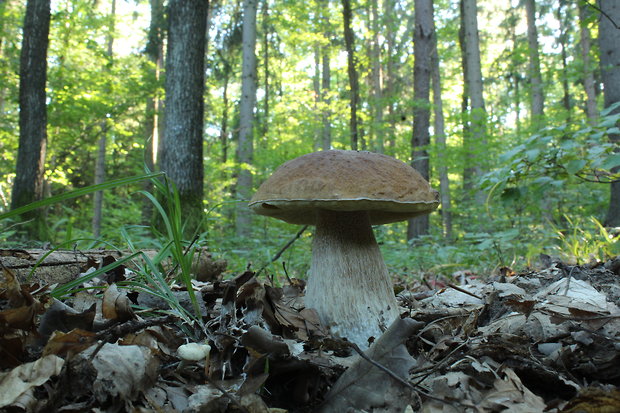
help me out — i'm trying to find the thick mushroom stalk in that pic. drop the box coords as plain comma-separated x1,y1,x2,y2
305,209,400,347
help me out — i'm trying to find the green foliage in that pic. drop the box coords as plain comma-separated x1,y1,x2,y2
2,0,619,282
552,216,620,263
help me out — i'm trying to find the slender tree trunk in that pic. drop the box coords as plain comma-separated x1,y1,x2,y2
557,0,571,121
261,0,269,140
321,48,332,150
161,0,208,235
408,0,433,240
430,5,451,239
525,0,544,125
313,45,321,151
599,0,620,226
141,0,165,225
220,68,230,164
92,0,116,238
12,0,50,239
370,0,384,153
341,0,360,150
319,0,332,151
384,0,396,153
235,0,258,237
579,1,598,121
461,0,486,201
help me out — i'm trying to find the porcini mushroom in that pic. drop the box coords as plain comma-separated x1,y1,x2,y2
249,150,439,347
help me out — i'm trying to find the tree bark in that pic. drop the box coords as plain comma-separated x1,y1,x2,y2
141,0,165,225
599,0,620,227
341,0,360,150
430,4,452,239
525,0,544,125
161,0,208,235
408,0,433,240
557,0,571,121
370,0,384,153
235,0,258,237
321,48,332,150
12,0,50,239
579,1,598,122
461,0,486,202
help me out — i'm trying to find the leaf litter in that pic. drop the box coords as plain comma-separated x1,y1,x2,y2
0,252,619,412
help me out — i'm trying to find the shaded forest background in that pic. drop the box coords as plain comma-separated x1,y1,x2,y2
1,0,619,280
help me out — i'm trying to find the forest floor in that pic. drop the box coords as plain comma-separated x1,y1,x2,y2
1,249,619,412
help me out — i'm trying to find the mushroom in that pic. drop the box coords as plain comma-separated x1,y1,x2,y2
249,150,439,347
177,342,211,372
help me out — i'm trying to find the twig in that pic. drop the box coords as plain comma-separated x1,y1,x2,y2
447,283,482,300
256,225,308,276
345,340,477,409
204,375,251,413
581,0,620,30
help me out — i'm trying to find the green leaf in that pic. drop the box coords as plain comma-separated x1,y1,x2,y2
565,159,586,175
601,153,620,170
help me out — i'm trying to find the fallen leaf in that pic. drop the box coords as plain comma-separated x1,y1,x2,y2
0,354,64,408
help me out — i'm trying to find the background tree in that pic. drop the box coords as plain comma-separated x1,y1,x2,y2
599,0,620,226
141,0,165,224
11,0,50,239
341,0,360,150
408,0,434,240
460,0,486,203
524,0,544,126
161,0,208,234
578,1,597,122
235,0,258,237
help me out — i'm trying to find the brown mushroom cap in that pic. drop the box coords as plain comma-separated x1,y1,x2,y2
249,150,440,225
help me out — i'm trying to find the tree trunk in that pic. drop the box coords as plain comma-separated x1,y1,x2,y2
161,0,208,235
321,48,332,150
430,3,452,239
341,0,360,150
461,0,486,202
557,0,571,121
599,0,620,227
142,0,165,225
525,0,544,125
260,0,269,140
12,0,50,239
235,0,258,237
384,0,396,153
579,1,598,121
407,0,433,240
93,0,116,238
320,0,332,151
370,0,384,153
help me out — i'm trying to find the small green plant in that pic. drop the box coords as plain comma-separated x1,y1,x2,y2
0,171,207,334
552,215,619,264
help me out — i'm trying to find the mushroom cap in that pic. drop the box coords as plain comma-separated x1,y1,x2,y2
177,343,211,361
249,150,439,225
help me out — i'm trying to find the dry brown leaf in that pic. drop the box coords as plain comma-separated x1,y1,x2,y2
0,354,64,408
102,283,136,322
319,317,424,413
42,328,98,357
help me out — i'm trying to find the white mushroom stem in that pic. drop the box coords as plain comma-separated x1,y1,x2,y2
305,209,400,347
